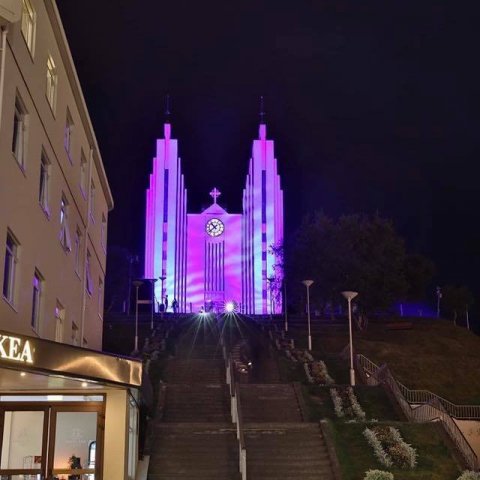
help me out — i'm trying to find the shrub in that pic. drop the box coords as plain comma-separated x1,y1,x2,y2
364,469,394,480
458,472,480,480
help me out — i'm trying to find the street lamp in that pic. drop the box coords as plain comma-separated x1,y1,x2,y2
159,275,166,314
341,291,358,387
302,280,314,350
132,280,144,353
145,278,158,331
267,276,275,323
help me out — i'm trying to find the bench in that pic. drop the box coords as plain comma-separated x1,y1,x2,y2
386,322,414,331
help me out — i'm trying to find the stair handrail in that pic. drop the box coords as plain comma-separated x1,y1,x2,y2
221,332,247,479
356,354,479,471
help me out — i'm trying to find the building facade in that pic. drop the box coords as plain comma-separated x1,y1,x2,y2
0,0,112,350
0,3,142,479
144,120,284,314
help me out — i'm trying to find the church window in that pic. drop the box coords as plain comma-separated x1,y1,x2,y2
163,170,169,221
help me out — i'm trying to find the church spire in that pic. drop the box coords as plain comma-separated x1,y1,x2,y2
164,94,171,139
259,95,267,140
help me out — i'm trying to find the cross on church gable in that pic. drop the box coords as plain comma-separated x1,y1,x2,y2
210,187,221,204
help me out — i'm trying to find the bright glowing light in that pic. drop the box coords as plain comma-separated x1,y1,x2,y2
225,301,236,313
20,372,26,377
81,382,88,388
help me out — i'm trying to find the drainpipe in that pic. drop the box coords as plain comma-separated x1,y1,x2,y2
80,146,94,347
0,27,8,130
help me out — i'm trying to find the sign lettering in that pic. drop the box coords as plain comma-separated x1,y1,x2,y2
0,334,33,363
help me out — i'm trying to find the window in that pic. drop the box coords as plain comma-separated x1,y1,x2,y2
59,195,72,251
101,214,107,251
71,322,79,346
80,150,87,196
12,97,27,169
31,270,43,331
98,277,103,317
46,54,57,112
74,227,82,275
89,181,95,222
21,0,36,54
64,109,74,160
3,231,19,304
86,250,93,295
55,301,65,342
39,150,50,215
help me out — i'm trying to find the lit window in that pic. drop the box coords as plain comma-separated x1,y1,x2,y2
3,231,19,304
65,109,74,160
39,151,50,215
89,181,95,222
21,0,36,54
101,214,107,251
74,227,82,275
31,270,43,331
46,54,57,111
98,277,103,317
80,149,87,195
55,301,65,342
12,97,27,169
59,195,72,251
88,441,96,469
86,250,93,295
71,322,79,346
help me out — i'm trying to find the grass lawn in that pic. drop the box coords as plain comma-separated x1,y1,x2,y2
330,421,462,480
286,318,480,404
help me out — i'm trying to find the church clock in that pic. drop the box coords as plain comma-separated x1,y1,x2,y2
206,218,224,237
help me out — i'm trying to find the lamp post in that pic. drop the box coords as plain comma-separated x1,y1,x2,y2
283,280,288,333
302,280,314,350
132,280,143,353
146,278,158,331
159,275,166,315
341,291,358,386
267,276,275,324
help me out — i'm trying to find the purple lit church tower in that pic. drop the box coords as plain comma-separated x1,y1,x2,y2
144,116,283,314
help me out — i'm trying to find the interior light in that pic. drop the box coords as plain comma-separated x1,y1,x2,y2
20,372,26,377
81,382,88,388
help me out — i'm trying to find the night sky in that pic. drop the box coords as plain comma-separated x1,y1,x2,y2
57,1,479,298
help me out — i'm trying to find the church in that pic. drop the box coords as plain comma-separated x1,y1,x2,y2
144,115,284,314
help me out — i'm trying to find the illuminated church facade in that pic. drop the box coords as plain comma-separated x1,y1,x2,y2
144,119,283,314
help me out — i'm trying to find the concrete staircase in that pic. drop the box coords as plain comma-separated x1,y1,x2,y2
245,424,335,480
147,319,241,480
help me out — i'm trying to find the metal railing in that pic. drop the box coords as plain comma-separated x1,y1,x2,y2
355,354,479,471
221,335,247,480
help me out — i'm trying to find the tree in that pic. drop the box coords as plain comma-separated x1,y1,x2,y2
404,254,436,301
441,285,474,326
286,212,408,316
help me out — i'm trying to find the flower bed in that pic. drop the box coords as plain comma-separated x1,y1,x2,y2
304,360,335,385
364,470,394,480
363,426,417,469
330,386,367,421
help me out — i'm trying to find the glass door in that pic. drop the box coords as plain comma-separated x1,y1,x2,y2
0,405,48,479
48,405,103,480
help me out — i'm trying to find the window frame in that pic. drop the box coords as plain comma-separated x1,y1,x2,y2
31,269,43,332
12,96,28,171
54,301,65,342
64,109,74,162
21,0,36,56
46,54,58,113
3,231,19,305
80,149,87,198
39,149,51,217
59,195,72,252
86,249,93,296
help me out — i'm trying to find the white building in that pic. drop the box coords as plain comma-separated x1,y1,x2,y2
0,2,143,479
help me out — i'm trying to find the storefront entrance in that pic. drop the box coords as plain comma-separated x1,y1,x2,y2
0,398,104,480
